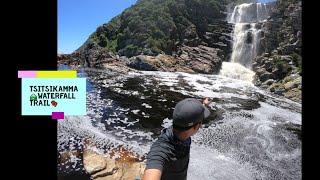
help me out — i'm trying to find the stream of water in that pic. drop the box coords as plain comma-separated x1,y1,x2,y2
57,3,301,180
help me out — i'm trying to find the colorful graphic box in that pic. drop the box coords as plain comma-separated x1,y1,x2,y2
18,71,86,119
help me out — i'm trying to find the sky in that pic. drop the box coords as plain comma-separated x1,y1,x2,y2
58,0,137,54
58,0,276,54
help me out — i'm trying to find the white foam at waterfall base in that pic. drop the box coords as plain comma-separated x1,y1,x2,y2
219,62,255,82
137,71,256,100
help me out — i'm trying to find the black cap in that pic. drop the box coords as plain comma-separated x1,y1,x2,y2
173,98,211,128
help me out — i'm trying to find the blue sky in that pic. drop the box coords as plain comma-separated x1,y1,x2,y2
58,0,137,54
58,0,275,54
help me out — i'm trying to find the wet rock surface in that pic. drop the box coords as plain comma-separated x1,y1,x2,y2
252,0,302,103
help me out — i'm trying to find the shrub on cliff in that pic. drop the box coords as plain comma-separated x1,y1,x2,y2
77,0,239,57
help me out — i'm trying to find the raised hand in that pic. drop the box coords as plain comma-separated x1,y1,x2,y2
202,97,210,106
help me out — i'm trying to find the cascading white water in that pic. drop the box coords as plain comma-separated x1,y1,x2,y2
230,23,259,67
229,3,269,23
220,3,269,82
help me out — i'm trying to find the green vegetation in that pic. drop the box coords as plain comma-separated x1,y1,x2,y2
273,56,293,79
274,57,286,70
80,0,244,57
291,52,302,75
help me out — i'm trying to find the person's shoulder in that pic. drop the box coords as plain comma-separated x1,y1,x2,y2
151,135,171,149
149,133,175,154
146,133,174,170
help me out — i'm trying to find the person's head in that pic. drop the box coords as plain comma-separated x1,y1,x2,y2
172,98,210,137
173,120,203,137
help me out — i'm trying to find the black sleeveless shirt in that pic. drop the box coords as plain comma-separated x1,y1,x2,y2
146,126,191,180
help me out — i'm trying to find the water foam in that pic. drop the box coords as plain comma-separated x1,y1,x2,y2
58,68,301,179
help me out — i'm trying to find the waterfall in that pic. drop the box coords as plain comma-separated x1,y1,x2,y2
220,3,269,82
229,3,269,23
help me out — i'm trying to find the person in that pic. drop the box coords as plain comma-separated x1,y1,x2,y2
142,97,211,180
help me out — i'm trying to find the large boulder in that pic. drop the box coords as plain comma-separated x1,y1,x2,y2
178,45,224,74
83,150,107,175
127,55,159,71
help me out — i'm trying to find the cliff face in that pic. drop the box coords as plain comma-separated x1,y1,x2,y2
63,0,241,74
252,0,302,102
58,0,302,102
78,0,231,57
